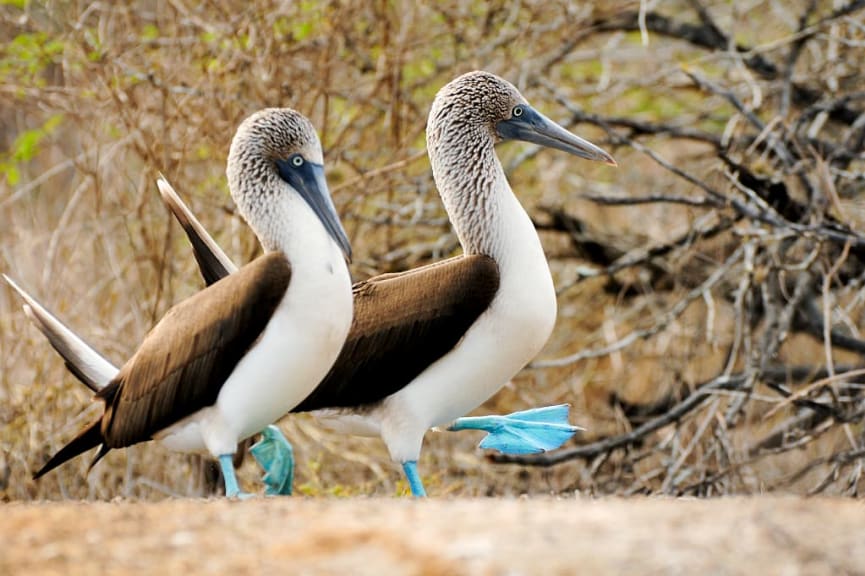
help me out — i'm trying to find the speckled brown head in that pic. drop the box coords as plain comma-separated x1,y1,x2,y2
426,71,525,140
226,108,351,260
427,71,616,164
426,71,616,256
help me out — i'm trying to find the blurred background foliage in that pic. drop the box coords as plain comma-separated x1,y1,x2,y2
1,0,864,500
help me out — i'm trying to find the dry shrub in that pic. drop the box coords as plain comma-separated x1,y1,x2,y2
1,0,864,500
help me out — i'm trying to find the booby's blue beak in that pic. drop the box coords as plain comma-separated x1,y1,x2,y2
277,156,353,262
496,105,617,166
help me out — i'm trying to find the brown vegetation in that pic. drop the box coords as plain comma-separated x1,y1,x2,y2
2,0,865,501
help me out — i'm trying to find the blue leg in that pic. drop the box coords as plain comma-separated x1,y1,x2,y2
447,404,583,455
249,425,295,496
218,453,251,499
401,461,427,497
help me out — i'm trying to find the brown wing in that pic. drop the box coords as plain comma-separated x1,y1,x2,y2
294,254,499,412
98,252,291,448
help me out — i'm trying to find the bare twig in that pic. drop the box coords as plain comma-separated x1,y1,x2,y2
533,246,744,368
490,374,747,467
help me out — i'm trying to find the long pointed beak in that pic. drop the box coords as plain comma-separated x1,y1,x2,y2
276,160,352,263
308,164,352,263
496,105,616,166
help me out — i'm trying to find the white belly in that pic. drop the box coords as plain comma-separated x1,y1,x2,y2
156,241,353,456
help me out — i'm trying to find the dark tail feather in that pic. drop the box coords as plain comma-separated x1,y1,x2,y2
33,419,106,480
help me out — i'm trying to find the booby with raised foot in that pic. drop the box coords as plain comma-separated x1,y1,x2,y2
300,71,614,496
6,108,353,498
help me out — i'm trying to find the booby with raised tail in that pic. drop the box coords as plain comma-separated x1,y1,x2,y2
6,108,353,497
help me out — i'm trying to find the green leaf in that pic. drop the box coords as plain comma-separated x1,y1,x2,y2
141,24,160,41
0,114,64,185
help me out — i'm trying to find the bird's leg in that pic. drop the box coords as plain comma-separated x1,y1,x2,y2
401,461,427,497
249,425,294,496
447,404,582,455
217,454,252,499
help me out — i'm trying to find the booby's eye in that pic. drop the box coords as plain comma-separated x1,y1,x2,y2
290,154,304,167
512,106,524,118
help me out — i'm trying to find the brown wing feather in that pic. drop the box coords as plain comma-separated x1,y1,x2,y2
294,254,499,411
98,252,291,448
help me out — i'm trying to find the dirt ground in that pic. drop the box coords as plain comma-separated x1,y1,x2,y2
3,497,863,576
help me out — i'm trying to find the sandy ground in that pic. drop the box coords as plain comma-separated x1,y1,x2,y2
3,497,863,576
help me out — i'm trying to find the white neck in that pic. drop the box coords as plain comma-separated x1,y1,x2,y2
237,178,347,278
429,131,549,277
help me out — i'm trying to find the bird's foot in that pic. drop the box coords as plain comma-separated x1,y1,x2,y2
447,404,582,455
218,453,254,499
250,425,295,496
401,461,427,497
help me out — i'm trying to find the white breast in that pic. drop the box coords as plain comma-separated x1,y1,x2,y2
159,193,353,456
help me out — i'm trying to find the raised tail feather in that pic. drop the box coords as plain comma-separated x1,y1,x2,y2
156,176,236,286
3,274,118,392
32,418,108,480
3,176,232,390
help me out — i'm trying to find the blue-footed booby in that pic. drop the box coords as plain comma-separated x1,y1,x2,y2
13,72,614,496
301,71,613,495
7,108,353,498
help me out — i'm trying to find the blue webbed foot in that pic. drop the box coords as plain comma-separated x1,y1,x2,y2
401,461,427,497
250,425,295,496
447,404,583,455
218,453,253,499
